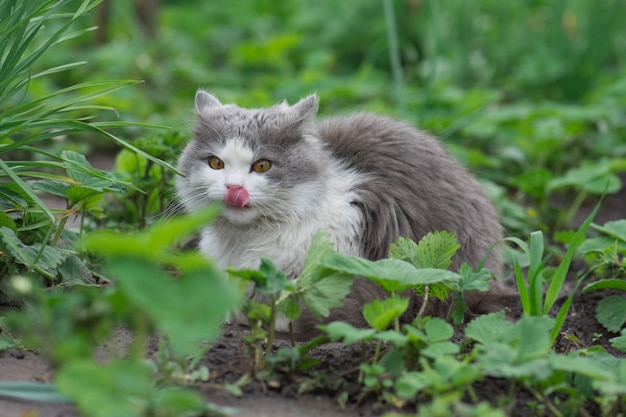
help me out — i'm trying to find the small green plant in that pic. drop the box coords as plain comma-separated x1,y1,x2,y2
506,201,600,343
4,206,240,417
0,0,178,287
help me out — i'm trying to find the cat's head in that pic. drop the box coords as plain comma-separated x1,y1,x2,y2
176,90,325,225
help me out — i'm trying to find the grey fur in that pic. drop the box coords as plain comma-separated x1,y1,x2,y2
177,91,515,339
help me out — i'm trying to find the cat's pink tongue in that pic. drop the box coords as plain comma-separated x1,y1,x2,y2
225,186,250,208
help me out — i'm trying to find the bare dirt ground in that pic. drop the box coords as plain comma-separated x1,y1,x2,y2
1,186,624,417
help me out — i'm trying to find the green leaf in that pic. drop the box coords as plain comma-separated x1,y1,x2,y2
84,205,221,261
415,231,461,269
362,296,410,331
322,321,376,344
298,272,353,319
0,381,70,403
549,352,615,381
465,311,510,345
56,359,154,417
543,199,601,314
107,258,239,356
596,295,626,333
547,159,622,194
322,252,460,294
256,258,290,296
388,237,419,265
424,317,455,342
389,232,461,270
395,371,428,398
583,279,626,293
454,263,492,292
0,226,70,278
592,220,626,243
610,329,626,353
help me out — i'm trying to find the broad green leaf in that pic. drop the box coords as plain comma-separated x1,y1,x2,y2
0,226,70,277
596,295,626,333
415,231,460,269
454,263,492,292
362,296,409,331
583,279,626,294
422,341,460,358
107,258,239,356
592,220,626,243
514,315,554,362
465,311,510,345
579,237,626,257
56,359,153,417
611,329,626,353
549,352,616,381
395,371,428,398
547,159,621,194
151,387,207,415
424,317,454,342
298,272,353,319
256,258,290,296
296,230,336,287
0,211,16,230
373,330,409,347
322,252,460,294
388,237,419,265
84,205,221,261
322,321,376,344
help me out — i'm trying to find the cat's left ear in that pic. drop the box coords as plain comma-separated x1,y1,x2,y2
195,90,222,115
291,94,319,122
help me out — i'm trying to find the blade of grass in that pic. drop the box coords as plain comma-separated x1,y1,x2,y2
543,199,602,314
528,231,544,316
0,381,70,403
0,158,54,225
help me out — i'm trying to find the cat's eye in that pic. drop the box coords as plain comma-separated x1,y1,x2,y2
251,159,272,173
208,156,224,170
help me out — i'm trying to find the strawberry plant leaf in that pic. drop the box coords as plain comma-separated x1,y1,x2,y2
322,321,376,345
56,359,154,417
610,329,626,353
465,311,510,345
322,252,460,294
362,296,410,331
596,295,626,333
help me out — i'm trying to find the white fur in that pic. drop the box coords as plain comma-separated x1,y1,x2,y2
200,142,363,277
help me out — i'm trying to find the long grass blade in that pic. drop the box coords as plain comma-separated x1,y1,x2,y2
543,199,602,314
0,158,54,224
0,381,71,403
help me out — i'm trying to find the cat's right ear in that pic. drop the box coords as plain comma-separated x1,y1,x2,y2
291,94,319,122
195,90,222,114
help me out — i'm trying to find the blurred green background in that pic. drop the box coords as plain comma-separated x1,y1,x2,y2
26,0,626,233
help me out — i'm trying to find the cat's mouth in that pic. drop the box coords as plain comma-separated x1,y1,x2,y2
224,186,250,208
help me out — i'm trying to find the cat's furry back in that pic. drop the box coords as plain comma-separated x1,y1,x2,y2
176,91,508,339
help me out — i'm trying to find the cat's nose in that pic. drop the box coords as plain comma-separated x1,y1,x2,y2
226,184,243,189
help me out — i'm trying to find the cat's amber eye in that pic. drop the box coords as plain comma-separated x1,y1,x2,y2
208,156,224,170
251,159,272,173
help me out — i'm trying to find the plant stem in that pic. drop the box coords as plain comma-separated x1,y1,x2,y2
267,295,276,355
382,0,405,112
417,285,430,317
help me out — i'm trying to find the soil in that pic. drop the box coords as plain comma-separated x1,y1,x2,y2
1,184,625,417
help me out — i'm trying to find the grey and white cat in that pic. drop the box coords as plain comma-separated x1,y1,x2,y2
176,90,510,339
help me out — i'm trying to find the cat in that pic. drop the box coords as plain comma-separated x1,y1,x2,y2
176,90,512,340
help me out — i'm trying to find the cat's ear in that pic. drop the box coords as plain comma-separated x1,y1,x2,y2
291,94,319,122
195,90,222,114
